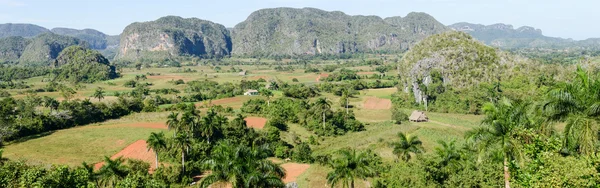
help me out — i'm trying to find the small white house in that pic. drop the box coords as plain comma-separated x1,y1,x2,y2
244,89,259,96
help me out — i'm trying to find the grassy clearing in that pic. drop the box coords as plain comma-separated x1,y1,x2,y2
3,125,166,167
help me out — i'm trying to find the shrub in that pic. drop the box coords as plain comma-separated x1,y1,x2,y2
266,117,288,131
292,78,299,82
392,107,409,124
292,142,313,163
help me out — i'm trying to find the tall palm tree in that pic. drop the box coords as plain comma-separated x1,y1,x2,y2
93,87,105,102
434,140,461,167
259,88,274,106
201,108,224,143
173,132,191,173
326,149,376,188
146,132,167,169
97,156,129,187
200,142,285,188
42,96,59,113
341,88,351,114
542,67,600,155
390,132,424,162
166,112,180,136
314,98,332,128
466,98,530,188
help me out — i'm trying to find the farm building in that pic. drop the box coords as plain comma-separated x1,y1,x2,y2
244,89,259,96
239,70,247,76
409,110,428,122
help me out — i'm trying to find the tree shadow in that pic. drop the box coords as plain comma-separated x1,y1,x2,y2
7,131,56,145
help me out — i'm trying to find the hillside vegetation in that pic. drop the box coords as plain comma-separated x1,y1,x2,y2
116,16,232,62
53,46,118,83
232,8,448,57
17,33,88,66
0,23,49,38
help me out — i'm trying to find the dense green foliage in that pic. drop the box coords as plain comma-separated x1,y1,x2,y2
53,46,118,83
0,66,49,81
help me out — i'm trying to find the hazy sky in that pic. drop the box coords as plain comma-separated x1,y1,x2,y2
0,0,597,40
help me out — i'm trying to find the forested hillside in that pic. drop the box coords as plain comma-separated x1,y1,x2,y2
115,16,232,62
232,8,448,57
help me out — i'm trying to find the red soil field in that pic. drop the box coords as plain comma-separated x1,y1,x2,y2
244,117,267,129
281,163,311,183
316,73,329,82
94,140,157,171
363,97,392,110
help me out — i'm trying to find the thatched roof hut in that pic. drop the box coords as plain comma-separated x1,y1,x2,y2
409,110,428,122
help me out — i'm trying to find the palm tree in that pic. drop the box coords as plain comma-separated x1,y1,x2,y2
93,87,105,102
542,67,600,155
97,156,129,187
201,109,223,143
259,88,274,106
173,132,191,173
314,98,332,128
434,140,461,168
326,149,375,188
200,142,285,188
81,162,99,187
341,88,351,114
466,98,530,188
166,112,180,136
390,132,424,162
146,132,167,169
42,96,59,113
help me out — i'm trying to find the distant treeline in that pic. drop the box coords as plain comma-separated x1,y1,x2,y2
0,66,50,81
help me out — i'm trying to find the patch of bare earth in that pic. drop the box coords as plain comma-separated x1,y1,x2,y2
316,73,329,82
245,117,267,129
363,97,392,110
281,163,310,183
94,140,156,171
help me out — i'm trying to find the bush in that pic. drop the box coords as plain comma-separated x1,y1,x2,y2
266,117,288,131
292,142,313,163
392,107,409,124
123,80,137,88
0,90,10,97
292,78,299,82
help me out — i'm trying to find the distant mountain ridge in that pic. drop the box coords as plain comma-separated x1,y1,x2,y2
0,23,118,50
0,23,50,38
448,22,598,49
232,8,448,56
0,32,87,65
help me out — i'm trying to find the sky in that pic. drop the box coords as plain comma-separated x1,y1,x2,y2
0,0,597,40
